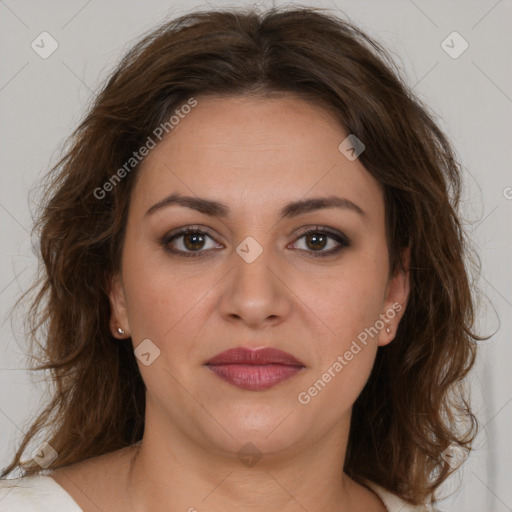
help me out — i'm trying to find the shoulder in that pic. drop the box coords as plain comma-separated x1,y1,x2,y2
361,478,443,512
0,474,82,511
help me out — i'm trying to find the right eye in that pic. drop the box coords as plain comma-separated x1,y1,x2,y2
161,227,223,258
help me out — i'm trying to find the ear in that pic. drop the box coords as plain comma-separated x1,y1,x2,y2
378,245,410,347
108,272,130,339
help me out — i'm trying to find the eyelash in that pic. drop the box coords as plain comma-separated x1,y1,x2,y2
160,225,351,259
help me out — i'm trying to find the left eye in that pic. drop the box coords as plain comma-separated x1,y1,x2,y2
161,226,350,258
290,228,350,256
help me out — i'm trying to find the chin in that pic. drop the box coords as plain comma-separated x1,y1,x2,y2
202,409,307,456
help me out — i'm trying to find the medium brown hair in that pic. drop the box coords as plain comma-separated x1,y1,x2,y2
2,5,483,506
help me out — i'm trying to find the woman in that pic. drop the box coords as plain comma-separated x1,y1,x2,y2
0,6,481,511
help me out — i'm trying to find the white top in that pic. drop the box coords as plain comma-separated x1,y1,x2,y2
0,474,440,511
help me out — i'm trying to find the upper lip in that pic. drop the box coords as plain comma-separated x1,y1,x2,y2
204,347,305,367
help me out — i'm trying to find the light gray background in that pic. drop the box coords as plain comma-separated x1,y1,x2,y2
1,1,511,511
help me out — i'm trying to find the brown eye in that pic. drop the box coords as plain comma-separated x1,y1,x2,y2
161,226,350,259
182,231,207,251
292,227,351,257
304,232,329,251
161,228,222,258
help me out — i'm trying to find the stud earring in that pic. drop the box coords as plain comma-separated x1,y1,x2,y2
117,327,125,335
386,326,391,334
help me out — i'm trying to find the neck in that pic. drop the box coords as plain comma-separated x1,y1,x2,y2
124,410,377,512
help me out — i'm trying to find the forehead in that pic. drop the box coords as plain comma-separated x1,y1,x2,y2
131,94,384,221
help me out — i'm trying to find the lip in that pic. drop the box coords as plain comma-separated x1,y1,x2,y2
204,347,305,391
205,347,305,366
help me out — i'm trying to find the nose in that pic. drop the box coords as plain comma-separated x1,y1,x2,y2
218,242,291,329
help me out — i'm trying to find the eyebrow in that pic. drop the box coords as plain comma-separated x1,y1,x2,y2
144,192,366,220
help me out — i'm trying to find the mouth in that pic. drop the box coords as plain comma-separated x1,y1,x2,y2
204,347,306,391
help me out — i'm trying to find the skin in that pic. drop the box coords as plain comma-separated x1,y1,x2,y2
50,94,409,511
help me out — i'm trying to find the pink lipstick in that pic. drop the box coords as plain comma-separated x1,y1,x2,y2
204,347,305,391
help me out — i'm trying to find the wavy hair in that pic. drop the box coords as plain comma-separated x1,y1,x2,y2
1,6,483,506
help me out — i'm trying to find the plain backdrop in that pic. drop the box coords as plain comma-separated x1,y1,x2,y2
0,1,511,511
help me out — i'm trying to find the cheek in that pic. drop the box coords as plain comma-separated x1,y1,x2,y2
298,341,377,422
309,260,388,359
295,266,385,416
121,241,218,356
121,237,175,334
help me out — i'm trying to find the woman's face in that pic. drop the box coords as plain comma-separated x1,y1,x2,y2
110,94,409,457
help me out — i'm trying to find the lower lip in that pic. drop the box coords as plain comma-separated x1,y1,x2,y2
205,364,304,391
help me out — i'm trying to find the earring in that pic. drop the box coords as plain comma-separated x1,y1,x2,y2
117,327,125,335
386,326,391,334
